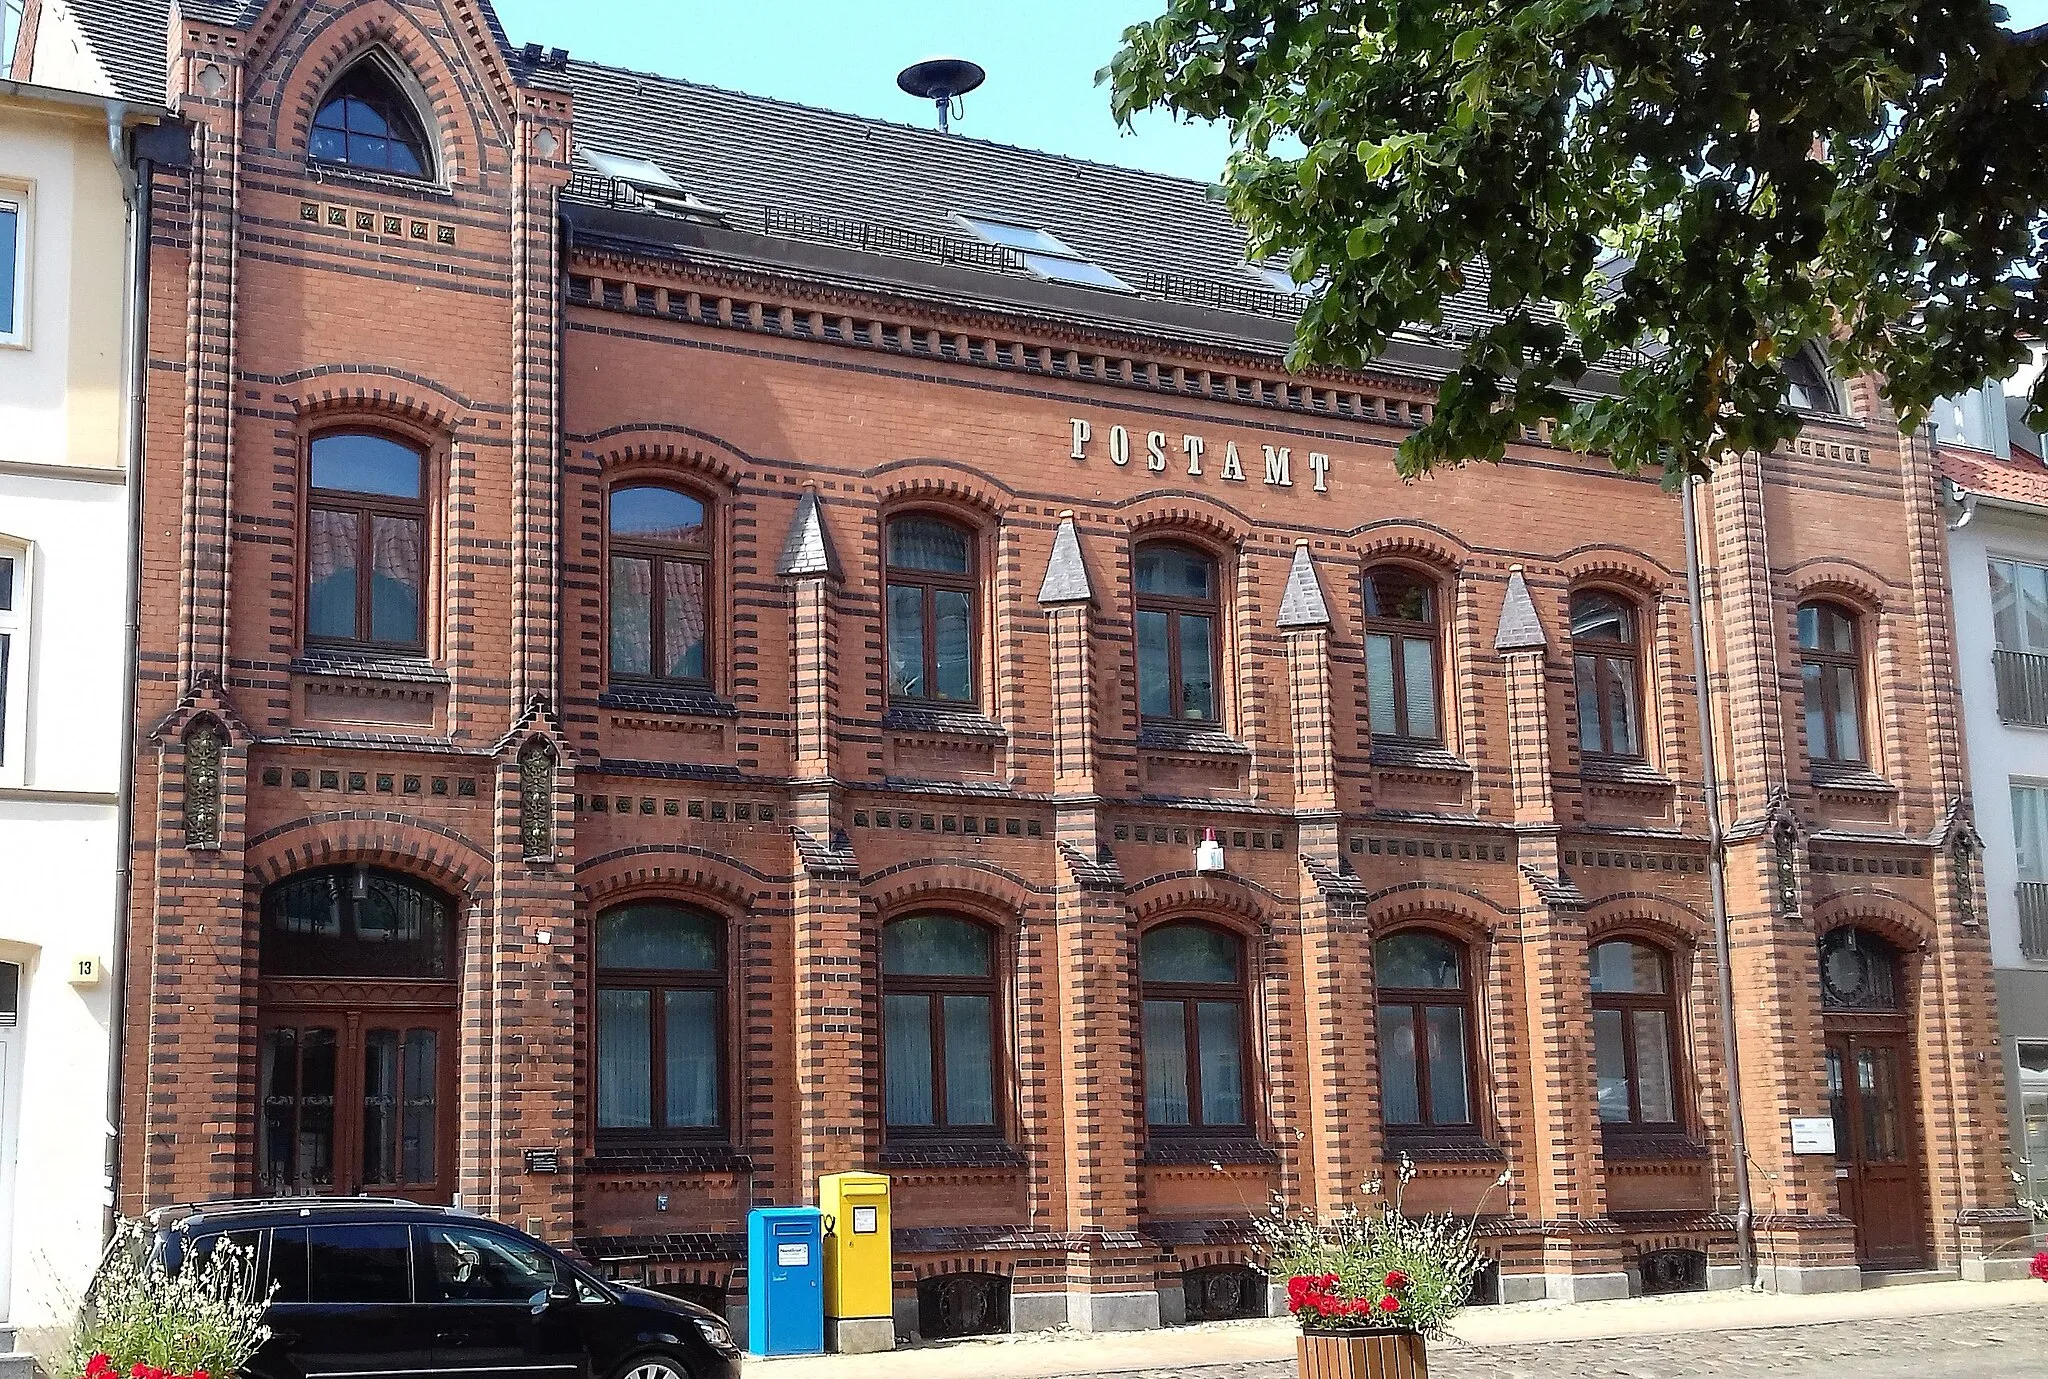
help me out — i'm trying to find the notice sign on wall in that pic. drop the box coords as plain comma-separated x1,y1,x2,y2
1790,1117,1837,1155
852,1206,879,1235
777,1242,810,1267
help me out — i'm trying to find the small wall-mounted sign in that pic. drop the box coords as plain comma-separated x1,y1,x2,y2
852,1206,879,1235
1790,1117,1837,1155
523,1147,561,1174
70,956,102,986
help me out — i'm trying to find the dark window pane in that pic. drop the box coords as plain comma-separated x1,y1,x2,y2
888,517,970,573
1594,1008,1630,1122
1576,652,1603,753
662,559,706,679
311,433,422,498
933,588,973,701
1179,613,1215,720
1402,635,1438,739
1136,609,1171,717
386,140,424,178
401,1028,436,1184
884,993,935,1126
263,868,450,980
368,515,422,644
1144,999,1190,1125
422,1226,554,1304
1135,543,1212,599
1366,633,1398,736
1378,1006,1421,1125
664,989,720,1128
597,904,720,971
1828,663,1862,760
882,914,991,977
1140,924,1239,983
1375,932,1462,990
942,994,995,1126
0,554,12,611
1365,572,1433,622
1601,656,1640,755
307,1223,412,1304
1570,591,1632,643
362,1028,398,1184
312,64,431,177
609,556,652,676
610,486,706,545
1992,560,2021,650
1591,941,1667,993
596,988,652,1129
344,97,390,137
887,584,926,698
1802,662,1829,757
271,1228,309,1304
307,508,359,640
1425,1004,1470,1124
1197,1000,1245,1125
1632,1010,1676,1123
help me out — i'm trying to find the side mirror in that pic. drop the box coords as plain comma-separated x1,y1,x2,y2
550,1265,577,1303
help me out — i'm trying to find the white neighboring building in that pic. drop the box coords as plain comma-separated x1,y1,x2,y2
1939,373,2048,1224
0,76,161,1348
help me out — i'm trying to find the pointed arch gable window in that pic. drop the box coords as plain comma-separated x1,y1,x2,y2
886,515,978,706
1375,930,1477,1133
1140,922,1249,1129
1134,541,1221,723
1571,589,1643,759
1797,601,1865,765
1784,343,1840,415
1590,939,1683,1129
608,485,711,686
882,913,999,1133
310,59,434,178
595,903,725,1136
1364,568,1442,743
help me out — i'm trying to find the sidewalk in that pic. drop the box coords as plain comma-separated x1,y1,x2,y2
745,1278,2048,1378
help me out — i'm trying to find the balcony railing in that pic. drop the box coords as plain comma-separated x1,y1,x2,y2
1995,648,2048,726
2018,881,2048,959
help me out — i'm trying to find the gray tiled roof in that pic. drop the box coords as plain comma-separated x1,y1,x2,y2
1493,567,1547,651
54,0,171,103
1036,514,1093,604
1275,543,1332,629
775,487,840,578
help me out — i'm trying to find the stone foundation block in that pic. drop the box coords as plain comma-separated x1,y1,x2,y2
1065,1288,1161,1332
827,1318,895,1354
1546,1270,1631,1302
1758,1264,1862,1294
1009,1291,1070,1333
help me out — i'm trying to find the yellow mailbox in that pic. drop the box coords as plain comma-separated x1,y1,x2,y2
818,1171,894,1353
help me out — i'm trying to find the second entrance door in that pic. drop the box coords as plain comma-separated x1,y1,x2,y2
1825,1030,1928,1269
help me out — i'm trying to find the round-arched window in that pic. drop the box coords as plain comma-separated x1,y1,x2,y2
596,903,725,1134
1140,922,1247,1129
882,914,998,1132
260,865,451,979
1590,939,1683,1128
1374,930,1475,1132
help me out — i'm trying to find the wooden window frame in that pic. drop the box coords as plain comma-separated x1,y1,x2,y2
880,915,1004,1138
1590,939,1686,1133
1363,567,1444,745
1140,921,1253,1134
1798,600,1867,764
1571,588,1646,760
606,484,714,690
1375,928,1482,1138
305,431,430,654
883,513,981,709
593,906,728,1144
1134,540,1224,725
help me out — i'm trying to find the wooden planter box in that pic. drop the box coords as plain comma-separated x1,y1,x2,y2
1296,1328,1428,1379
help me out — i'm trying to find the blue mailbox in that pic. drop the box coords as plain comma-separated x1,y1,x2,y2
747,1206,825,1356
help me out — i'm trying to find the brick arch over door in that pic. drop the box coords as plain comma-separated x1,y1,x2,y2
1812,889,1938,953
245,813,491,903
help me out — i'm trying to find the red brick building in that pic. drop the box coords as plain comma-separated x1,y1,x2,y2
67,0,2033,1333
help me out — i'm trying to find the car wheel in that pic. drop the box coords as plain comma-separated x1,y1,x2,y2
614,1352,692,1379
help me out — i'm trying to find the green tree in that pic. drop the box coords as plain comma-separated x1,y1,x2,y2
1106,2,2048,482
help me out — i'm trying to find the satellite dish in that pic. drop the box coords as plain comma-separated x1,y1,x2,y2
897,56,986,133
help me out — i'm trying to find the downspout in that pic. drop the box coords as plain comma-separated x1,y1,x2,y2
1684,475,1757,1287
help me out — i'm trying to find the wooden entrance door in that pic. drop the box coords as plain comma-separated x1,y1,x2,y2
258,1005,455,1202
1824,1029,1929,1268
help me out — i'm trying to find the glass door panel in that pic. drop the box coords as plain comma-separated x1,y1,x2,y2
260,1024,339,1194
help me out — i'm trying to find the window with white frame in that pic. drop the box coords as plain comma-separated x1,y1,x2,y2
0,546,25,781
2019,1041,2048,1206
1990,557,2048,652
0,181,27,348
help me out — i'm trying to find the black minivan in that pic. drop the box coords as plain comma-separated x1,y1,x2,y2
135,1199,741,1379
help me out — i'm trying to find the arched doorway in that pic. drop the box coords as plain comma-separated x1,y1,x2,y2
1819,927,1929,1269
256,866,457,1201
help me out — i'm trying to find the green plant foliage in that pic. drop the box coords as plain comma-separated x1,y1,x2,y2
67,1222,273,1379
1106,2,2048,484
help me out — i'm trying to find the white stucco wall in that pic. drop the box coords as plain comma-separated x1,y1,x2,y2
0,90,134,1343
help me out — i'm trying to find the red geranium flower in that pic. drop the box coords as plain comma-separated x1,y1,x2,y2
2031,1249,2048,1283
1379,1295,1401,1312
1383,1268,1409,1290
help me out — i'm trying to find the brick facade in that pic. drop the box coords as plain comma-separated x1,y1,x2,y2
118,0,2031,1332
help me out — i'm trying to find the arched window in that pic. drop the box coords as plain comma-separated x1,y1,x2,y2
595,903,724,1135
1819,927,1899,1011
1797,601,1865,764
1140,922,1248,1129
1590,939,1682,1129
1784,343,1839,414
1364,568,1441,742
1375,930,1476,1133
1571,590,1643,758
882,914,998,1133
310,60,433,178
261,864,451,979
1134,541,1221,723
608,486,710,685
307,431,427,651
885,515,977,705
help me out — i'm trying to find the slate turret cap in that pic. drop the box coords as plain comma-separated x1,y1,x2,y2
776,484,841,578
1493,564,1547,651
1275,540,1332,629
1037,510,1094,604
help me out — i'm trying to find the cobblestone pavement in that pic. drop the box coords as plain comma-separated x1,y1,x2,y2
1096,1308,2048,1379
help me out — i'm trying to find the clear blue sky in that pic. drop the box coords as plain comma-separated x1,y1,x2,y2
493,0,2048,184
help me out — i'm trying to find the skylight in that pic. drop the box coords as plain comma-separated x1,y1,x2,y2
580,148,683,191
1245,261,1321,296
957,215,1132,292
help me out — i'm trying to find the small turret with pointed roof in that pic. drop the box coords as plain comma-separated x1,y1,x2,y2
776,482,841,578
1276,540,1332,629
1494,564,1546,651
1037,510,1093,604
